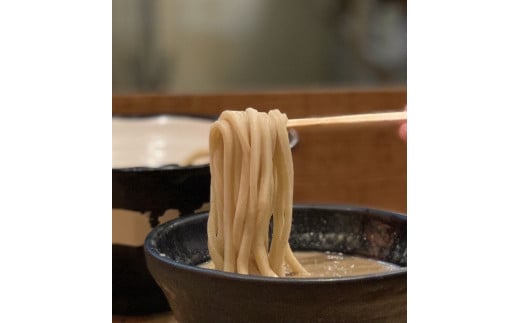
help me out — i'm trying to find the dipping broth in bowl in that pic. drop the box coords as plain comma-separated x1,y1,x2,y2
199,251,401,278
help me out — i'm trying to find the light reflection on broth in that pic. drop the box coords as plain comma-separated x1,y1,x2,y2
199,251,401,278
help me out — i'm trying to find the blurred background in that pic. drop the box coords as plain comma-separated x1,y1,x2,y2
113,0,406,94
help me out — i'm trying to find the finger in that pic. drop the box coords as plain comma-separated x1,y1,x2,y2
398,123,407,141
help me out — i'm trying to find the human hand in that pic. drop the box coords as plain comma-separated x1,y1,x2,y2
398,106,407,142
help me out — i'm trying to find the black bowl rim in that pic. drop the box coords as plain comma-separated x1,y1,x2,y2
145,204,407,285
112,114,299,172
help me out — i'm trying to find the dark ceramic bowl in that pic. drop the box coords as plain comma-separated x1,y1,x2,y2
112,115,299,315
113,115,215,315
112,114,218,223
145,205,407,323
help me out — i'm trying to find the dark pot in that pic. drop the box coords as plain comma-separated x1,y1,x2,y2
145,205,407,323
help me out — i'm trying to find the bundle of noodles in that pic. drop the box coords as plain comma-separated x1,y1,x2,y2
207,108,308,277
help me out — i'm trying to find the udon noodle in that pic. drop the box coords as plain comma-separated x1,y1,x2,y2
207,108,308,277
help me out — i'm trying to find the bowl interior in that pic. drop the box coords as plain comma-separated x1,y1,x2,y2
112,115,214,169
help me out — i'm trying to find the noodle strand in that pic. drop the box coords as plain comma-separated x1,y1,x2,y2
207,108,308,277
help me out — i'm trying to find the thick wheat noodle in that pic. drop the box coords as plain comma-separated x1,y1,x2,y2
180,148,210,166
207,108,308,277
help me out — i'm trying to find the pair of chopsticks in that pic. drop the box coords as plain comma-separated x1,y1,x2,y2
287,111,406,128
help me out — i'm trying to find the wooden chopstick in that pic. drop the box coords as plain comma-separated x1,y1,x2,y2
286,111,406,128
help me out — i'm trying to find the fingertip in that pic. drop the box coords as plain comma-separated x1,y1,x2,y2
399,123,407,142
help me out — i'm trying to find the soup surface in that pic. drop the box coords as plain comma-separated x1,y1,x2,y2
199,251,401,278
